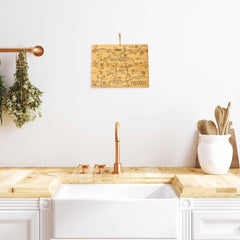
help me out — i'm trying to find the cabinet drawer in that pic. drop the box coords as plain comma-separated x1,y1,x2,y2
192,210,240,239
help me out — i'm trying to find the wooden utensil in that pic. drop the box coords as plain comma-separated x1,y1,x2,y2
197,120,218,135
205,120,218,135
197,120,207,135
222,102,231,135
215,105,224,135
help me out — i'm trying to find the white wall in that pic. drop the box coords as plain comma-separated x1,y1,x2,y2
0,0,239,167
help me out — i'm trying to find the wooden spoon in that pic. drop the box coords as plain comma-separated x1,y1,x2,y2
205,120,218,135
197,120,218,135
197,120,207,135
215,105,224,135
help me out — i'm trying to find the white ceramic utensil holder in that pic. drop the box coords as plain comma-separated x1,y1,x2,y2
198,134,233,174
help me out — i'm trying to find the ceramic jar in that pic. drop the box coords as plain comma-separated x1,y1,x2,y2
198,134,233,174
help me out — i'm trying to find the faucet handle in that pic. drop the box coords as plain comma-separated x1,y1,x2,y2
77,164,90,174
82,165,90,174
94,164,106,174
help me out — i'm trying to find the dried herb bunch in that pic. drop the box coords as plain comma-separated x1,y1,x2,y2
3,49,43,128
0,62,6,124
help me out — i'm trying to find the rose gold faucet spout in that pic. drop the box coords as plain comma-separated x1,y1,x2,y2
113,122,123,174
115,122,120,142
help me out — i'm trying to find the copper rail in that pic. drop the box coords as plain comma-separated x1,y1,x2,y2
0,45,44,57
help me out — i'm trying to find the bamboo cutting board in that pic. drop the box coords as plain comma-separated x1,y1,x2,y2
91,44,149,88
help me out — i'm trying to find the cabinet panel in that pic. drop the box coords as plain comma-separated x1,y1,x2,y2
0,210,39,240
192,210,240,239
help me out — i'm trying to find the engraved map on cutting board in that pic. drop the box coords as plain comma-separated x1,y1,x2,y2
91,44,149,88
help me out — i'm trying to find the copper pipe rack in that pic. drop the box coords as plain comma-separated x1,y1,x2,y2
0,45,44,57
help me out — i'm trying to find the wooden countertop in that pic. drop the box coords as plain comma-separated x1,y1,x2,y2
0,167,239,198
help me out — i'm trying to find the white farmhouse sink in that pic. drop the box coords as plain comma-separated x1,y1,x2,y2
52,184,179,239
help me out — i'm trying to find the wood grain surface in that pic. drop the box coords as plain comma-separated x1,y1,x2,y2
0,167,240,198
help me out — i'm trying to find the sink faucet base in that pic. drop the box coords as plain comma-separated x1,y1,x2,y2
113,163,123,174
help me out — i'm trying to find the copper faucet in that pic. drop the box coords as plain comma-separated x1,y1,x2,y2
113,122,123,174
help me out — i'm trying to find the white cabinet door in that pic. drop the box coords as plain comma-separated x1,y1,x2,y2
0,210,39,240
192,210,240,239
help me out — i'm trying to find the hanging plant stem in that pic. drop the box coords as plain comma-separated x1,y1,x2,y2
3,49,43,128
0,71,6,124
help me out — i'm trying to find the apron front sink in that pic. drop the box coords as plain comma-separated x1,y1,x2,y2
52,184,179,239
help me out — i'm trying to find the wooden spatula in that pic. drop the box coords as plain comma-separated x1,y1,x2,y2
222,102,231,135
215,105,224,135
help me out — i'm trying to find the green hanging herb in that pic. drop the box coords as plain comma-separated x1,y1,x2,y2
3,49,43,128
0,61,6,124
